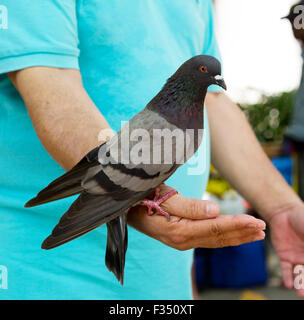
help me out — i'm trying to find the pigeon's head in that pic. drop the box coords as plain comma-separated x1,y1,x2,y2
178,55,226,91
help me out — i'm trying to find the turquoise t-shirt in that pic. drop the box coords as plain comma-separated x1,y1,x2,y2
0,0,221,299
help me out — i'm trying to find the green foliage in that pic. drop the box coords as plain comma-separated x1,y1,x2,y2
239,91,297,142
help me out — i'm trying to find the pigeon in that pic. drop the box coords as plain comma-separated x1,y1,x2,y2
25,55,226,285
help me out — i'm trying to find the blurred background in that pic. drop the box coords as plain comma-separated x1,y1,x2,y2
215,0,301,103
194,0,304,300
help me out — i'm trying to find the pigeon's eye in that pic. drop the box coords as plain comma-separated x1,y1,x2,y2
200,65,208,73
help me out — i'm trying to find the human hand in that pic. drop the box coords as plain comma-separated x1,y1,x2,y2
269,202,304,298
128,185,266,250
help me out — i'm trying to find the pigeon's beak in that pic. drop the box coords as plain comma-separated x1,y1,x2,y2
214,75,227,91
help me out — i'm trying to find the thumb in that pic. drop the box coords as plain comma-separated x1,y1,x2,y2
161,193,220,220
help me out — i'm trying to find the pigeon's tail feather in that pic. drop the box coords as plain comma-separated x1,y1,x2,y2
105,213,128,285
25,147,100,208
41,191,132,250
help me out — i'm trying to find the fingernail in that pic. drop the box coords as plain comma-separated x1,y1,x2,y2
256,234,265,241
255,232,265,241
206,202,219,217
257,221,266,229
248,221,266,229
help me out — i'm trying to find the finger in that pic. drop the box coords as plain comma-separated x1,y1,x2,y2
297,289,304,298
191,226,266,247
203,230,265,248
184,214,266,239
128,206,266,251
280,261,294,289
161,193,220,220
158,184,220,219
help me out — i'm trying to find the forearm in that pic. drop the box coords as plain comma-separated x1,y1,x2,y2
8,67,112,170
206,92,302,221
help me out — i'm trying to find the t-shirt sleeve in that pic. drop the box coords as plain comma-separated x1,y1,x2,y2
202,0,223,93
0,0,79,75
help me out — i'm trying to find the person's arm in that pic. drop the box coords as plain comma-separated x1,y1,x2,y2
206,91,303,220
8,67,112,170
8,67,266,250
206,91,304,297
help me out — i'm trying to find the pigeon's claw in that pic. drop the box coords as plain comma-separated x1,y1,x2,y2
141,188,178,221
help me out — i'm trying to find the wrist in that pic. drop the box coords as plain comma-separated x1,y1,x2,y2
258,193,304,223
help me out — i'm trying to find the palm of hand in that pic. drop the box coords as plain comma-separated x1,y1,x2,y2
270,206,304,295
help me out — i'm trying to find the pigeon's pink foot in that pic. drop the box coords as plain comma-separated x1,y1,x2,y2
141,188,178,221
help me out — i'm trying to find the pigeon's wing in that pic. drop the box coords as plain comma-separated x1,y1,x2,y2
28,108,184,208
42,109,181,249
25,146,101,207
89,108,184,194
42,188,150,249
